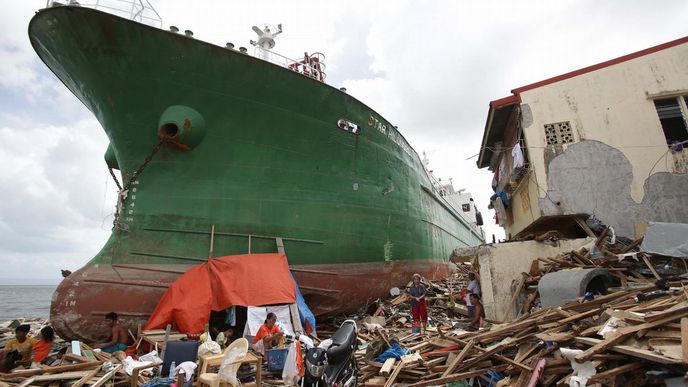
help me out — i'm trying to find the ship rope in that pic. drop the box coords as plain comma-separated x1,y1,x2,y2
112,138,167,230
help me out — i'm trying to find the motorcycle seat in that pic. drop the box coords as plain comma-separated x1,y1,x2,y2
326,322,356,363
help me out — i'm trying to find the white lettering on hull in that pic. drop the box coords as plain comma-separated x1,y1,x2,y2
368,113,412,157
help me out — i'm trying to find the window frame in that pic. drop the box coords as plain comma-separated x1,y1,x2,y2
653,95,688,145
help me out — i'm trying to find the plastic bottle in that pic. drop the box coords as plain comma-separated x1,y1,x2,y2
169,361,176,377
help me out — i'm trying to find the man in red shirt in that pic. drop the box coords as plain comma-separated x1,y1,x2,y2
252,312,283,354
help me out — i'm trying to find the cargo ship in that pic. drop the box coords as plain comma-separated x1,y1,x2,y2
29,2,484,340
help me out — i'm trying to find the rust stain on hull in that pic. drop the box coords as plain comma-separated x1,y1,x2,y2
51,260,453,340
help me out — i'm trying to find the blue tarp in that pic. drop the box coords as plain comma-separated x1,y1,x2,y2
374,342,409,363
290,274,317,335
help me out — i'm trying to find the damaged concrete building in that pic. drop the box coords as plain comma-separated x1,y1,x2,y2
467,36,688,322
478,36,688,240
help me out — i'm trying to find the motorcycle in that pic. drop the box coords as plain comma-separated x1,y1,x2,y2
301,320,358,387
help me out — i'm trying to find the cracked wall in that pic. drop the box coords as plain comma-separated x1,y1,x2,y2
540,140,688,236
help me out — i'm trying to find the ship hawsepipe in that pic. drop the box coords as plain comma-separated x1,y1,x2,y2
29,5,484,340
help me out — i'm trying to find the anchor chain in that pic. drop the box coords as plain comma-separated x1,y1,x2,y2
112,138,166,229
108,167,122,191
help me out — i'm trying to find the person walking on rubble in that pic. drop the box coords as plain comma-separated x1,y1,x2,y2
408,273,428,333
465,272,481,318
92,312,130,353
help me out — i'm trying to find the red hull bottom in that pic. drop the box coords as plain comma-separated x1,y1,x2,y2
50,260,453,341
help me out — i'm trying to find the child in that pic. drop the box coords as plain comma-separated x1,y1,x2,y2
33,326,55,364
210,325,234,349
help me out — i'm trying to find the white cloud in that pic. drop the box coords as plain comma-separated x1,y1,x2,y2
2,0,687,280
0,120,115,278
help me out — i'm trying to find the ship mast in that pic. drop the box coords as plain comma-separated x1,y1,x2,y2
250,24,283,61
248,24,327,83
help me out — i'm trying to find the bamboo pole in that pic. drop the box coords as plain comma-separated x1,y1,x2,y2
208,224,215,259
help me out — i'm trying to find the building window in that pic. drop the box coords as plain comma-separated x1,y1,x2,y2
461,203,471,212
544,121,574,145
654,97,688,144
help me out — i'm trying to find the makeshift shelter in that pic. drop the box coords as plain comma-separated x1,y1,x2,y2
144,253,297,334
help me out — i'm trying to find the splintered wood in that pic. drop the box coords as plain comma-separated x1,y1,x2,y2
356,243,688,386
0,342,125,387
0,329,187,387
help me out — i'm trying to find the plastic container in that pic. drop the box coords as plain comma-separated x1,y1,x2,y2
266,348,289,372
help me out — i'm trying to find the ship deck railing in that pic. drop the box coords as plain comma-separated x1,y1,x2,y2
254,47,325,82
46,0,163,28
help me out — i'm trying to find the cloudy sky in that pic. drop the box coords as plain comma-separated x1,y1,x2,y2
2,0,687,283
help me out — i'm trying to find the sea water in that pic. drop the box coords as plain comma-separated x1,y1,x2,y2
0,285,55,322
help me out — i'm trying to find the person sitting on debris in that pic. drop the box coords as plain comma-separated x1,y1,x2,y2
91,312,130,353
32,326,55,364
252,312,283,354
211,325,234,349
465,272,481,318
1,324,37,370
408,273,428,333
468,293,487,329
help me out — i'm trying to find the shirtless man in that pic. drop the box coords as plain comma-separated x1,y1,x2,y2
92,312,130,353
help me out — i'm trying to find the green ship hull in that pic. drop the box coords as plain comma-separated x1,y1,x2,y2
29,6,484,340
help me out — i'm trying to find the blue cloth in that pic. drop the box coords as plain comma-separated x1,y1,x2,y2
101,342,128,354
490,191,510,209
225,306,235,325
467,305,475,318
290,273,317,335
480,370,505,387
374,342,409,363
141,377,175,387
496,191,509,208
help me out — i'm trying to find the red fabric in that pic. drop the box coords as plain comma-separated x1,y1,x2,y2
33,339,52,363
144,253,296,334
411,299,428,322
296,341,304,377
125,344,138,357
252,324,279,345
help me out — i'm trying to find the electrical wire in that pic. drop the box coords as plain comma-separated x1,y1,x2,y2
467,142,681,160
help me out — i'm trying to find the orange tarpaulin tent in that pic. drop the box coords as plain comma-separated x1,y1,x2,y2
144,253,296,334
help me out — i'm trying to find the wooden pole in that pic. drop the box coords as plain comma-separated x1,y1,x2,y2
502,274,526,322
208,224,215,259
160,324,171,361
681,317,688,364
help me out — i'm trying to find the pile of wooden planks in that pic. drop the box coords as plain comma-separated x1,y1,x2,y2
518,239,686,318
0,328,190,387
354,246,688,386
0,342,125,387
